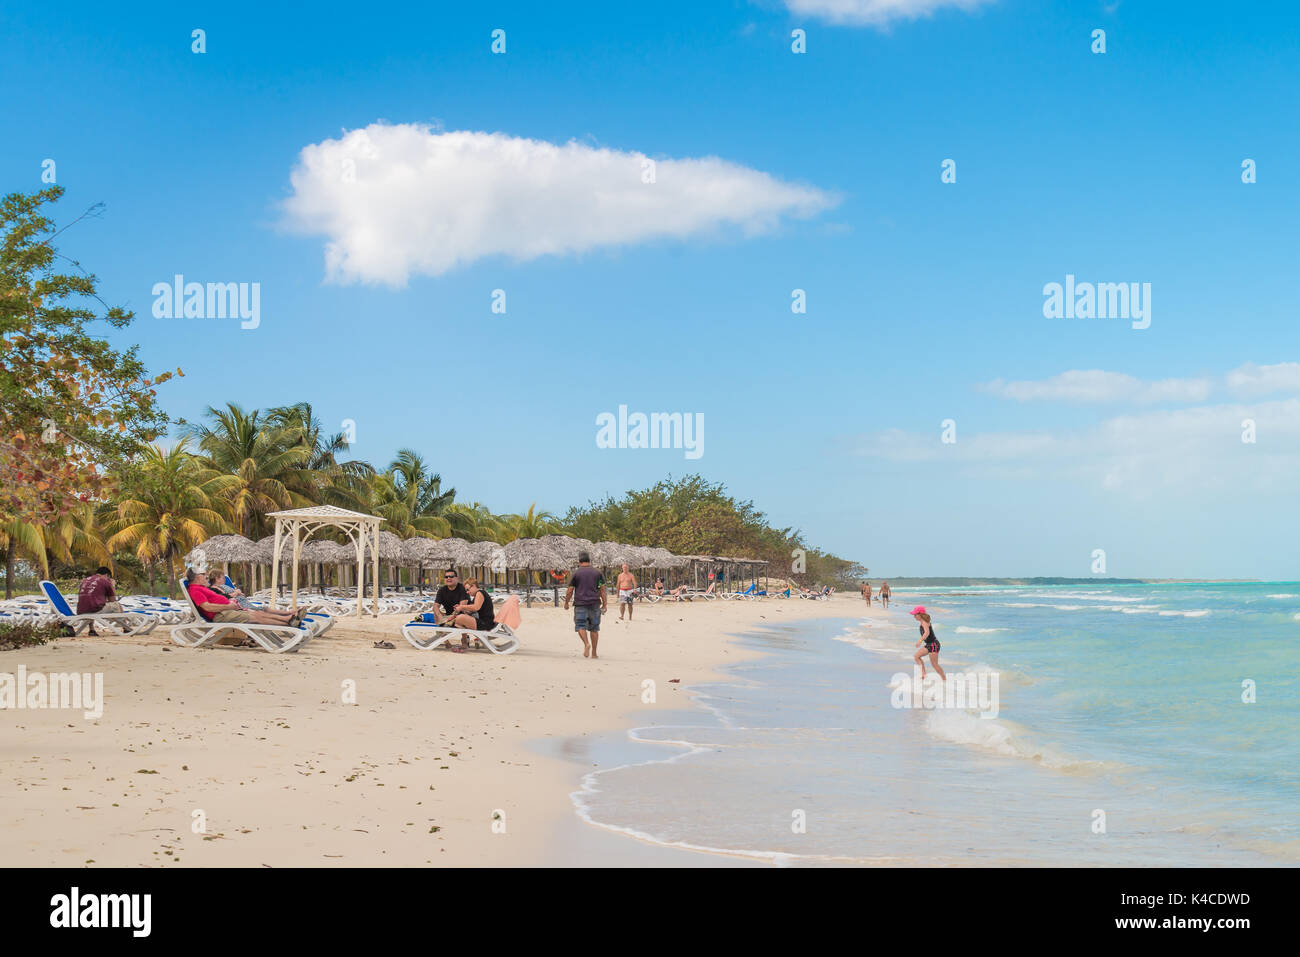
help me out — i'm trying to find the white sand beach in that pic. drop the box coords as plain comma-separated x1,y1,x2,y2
2,594,877,867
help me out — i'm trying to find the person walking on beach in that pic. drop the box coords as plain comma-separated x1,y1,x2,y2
911,606,945,681
564,551,607,658
616,563,637,620
861,581,872,605
879,581,891,608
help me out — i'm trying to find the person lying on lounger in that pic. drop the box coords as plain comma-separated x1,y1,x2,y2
447,578,496,651
186,569,303,628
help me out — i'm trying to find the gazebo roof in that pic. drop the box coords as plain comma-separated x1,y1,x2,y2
268,505,383,523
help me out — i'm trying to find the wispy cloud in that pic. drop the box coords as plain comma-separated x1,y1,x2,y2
980,370,1213,404
781,0,995,28
857,398,1300,495
281,123,837,285
1225,362,1300,398
979,363,1300,405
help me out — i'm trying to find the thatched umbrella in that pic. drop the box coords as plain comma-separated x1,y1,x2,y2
537,534,595,566
299,539,349,592
362,531,407,588
252,535,277,564
401,537,457,591
431,537,473,568
185,534,255,569
502,538,565,570
502,538,567,600
648,547,680,569
589,541,625,568
464,540,501,566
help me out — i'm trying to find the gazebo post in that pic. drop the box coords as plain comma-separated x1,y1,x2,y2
354,532,364,618
271,520,284,601
371,522,380,616
291,518,302,609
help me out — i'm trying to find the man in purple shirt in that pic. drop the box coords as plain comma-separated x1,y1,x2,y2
77,567,122,616
563,551,607,659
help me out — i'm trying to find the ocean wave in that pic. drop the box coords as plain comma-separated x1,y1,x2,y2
920,709,1111,773
1158,609,1211,618
954,625,1006,633
1267,594,1297,599
998,602,1087,610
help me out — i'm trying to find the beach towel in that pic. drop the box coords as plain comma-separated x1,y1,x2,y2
494,595,522,630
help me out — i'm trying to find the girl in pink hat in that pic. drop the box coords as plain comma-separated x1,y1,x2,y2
911,606,946,681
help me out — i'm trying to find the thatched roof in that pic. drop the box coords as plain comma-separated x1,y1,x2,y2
362,530,405,562
537,534,595,565
588,541,627,567
463,540,503,566
185,534,256,567
252,536,278,564
267,505,383,522
401,536,457,565
503,538,567,570
301,539,351,564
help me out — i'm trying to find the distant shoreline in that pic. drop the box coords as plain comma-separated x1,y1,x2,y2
874,578,1271,586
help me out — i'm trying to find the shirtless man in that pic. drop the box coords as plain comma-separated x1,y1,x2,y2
861,581,872,604
617,563,637,620
879,581,891,609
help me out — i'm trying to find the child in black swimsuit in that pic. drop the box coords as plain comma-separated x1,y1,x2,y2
911,606,946,681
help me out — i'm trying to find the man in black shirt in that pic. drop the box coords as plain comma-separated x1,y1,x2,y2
563,551,607,659
434,569,469,623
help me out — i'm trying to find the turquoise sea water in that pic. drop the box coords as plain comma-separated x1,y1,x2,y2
572,583,1300,865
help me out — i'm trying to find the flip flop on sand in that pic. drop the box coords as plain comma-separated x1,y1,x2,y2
373,640,396,650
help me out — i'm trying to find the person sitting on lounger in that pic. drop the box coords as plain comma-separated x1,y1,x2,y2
186,569,302,628
448,578,495,651
435,569,469,624
653,577,666,596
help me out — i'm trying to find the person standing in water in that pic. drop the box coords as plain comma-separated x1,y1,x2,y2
911,605,945,681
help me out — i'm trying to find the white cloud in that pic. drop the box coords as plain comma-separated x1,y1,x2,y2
281,123,836,285
980,370,1213,404
856,399,1300,495
1225,362,1300,398
782,0,994,28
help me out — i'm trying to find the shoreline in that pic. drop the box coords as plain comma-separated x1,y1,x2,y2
2,593,874,867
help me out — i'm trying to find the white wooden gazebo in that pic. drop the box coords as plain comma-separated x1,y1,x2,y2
267,505,385,617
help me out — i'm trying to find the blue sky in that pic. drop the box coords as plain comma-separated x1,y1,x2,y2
4,0,1298,578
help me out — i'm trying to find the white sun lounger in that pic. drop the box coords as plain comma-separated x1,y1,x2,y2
170,581,327,653
39,581,160,636
400,619,519,655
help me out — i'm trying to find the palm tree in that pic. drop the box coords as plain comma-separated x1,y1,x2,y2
266,402,374,509
183,403,314,538
42,502,113,570
105,443,233,596
0,519,47,599
500,503,558,541
443,501,507,542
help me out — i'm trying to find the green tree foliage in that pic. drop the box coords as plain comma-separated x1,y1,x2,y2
0,187,176,526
